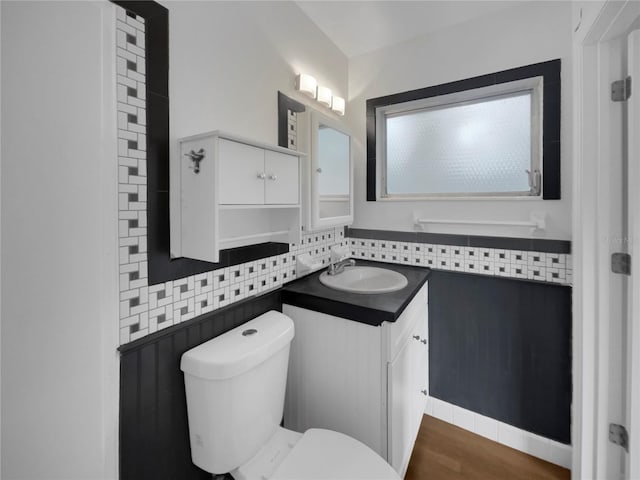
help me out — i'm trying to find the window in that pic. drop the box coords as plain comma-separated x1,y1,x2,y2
366,60,561,200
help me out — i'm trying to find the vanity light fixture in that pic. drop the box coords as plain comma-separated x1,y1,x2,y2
295,73,346,115
295,73,317,99
316,85,333,107
331,95,345,116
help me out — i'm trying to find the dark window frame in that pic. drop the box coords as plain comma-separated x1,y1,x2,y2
366,59,561,201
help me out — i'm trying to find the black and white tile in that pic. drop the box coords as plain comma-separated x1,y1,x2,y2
117,7,149,343
288,110,298,150
115,5,347,344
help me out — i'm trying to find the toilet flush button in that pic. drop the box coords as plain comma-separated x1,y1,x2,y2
242,329,258,336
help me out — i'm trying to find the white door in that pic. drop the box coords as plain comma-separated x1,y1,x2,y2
598,25,640,480
625,27,640,480
597,24,640,480
576,3,640,476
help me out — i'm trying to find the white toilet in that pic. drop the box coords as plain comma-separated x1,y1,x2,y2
181,310,401,480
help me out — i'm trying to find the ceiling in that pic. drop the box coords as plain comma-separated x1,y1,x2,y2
296,1,523,58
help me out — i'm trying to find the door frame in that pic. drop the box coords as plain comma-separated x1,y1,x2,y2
573,1,640,478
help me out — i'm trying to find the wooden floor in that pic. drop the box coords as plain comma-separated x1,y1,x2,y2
405,415,570,480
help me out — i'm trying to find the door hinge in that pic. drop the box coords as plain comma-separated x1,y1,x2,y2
609,423,629,452
611,76,632,102
611,253,631,275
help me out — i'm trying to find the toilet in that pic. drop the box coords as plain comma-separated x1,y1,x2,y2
180,310,400,480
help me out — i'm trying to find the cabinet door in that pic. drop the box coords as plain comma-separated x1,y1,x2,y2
414,310,429,427
264,150,299,204
387,337,415,474
388,309,429,476
218,139,265,205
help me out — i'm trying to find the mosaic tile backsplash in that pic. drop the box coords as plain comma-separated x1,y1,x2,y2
115,5,570,345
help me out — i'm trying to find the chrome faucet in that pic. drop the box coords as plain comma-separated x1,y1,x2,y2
327,258,356,276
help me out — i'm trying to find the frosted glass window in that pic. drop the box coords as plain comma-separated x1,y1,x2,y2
385,92,533,196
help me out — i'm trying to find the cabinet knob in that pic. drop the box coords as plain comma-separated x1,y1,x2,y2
421,390,428,396
268,174,277,181
413,335,421,341
316,168,323,173
421,339,427,345
257,172,266,179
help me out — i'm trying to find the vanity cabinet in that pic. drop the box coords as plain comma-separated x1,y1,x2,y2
283,282,428,477
171,131,304,263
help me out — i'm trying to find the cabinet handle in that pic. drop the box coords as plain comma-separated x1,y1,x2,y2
257,172,266,180
421,390,428,396
413,335,421,341
421,339,427,345
268,174,277,181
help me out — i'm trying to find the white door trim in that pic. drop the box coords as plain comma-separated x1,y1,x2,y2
573,1,640,478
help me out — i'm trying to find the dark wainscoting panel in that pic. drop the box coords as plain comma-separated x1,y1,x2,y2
428,270,572,444
119,291,281,480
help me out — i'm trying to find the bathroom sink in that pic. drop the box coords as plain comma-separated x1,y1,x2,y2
319,266,408,294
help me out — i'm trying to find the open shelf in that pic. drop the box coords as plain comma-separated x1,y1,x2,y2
218,206,300,251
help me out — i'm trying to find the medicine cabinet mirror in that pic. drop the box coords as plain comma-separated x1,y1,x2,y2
303,111,353,230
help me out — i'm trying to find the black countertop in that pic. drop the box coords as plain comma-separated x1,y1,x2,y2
281,260,431,326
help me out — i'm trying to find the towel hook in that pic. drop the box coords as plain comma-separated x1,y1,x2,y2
185,149,205,174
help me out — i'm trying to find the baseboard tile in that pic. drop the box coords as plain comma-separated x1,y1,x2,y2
425,397,571,469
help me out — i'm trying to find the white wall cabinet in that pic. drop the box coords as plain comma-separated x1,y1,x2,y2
283,282,428,477
171,131,304,263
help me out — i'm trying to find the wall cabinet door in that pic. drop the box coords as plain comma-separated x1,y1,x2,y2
218,139,265,205
219,140,299,205
265,150,299,205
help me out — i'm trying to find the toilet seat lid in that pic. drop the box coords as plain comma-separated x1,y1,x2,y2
271,429,400,480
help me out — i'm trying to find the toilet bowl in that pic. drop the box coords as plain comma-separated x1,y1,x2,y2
181,310,400,480
234,426,398,480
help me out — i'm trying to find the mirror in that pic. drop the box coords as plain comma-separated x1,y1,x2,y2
309,111,353,229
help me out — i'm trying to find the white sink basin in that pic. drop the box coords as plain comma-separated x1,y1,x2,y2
319,266,408,294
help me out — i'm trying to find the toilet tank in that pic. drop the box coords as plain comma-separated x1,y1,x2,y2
180,310,295,475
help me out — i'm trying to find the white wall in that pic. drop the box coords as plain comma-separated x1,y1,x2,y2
1,2,119,479
164,0,348,147
0,1,347,478
347,1,573,240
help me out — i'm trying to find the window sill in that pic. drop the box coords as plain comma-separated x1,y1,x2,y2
375,195,545,202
